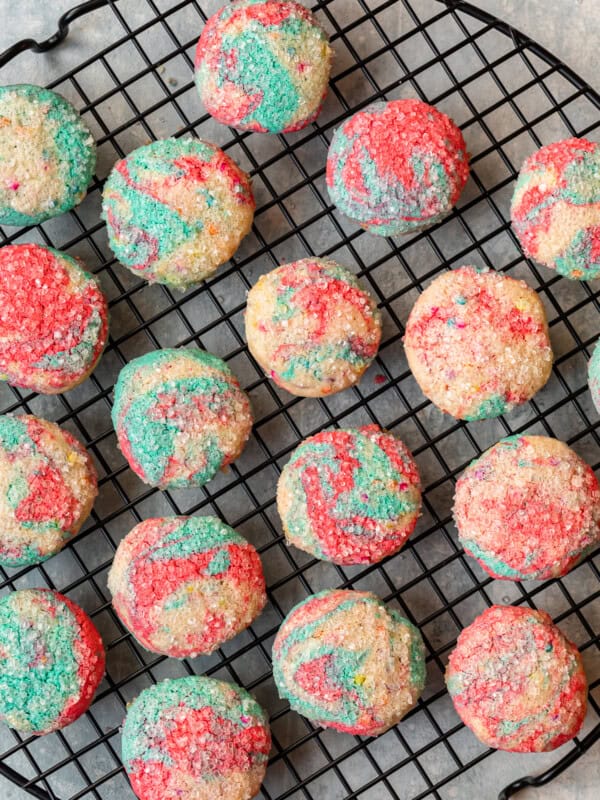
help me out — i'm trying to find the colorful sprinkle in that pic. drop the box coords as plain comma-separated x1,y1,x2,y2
0,84,95,226
511,137,600,280
454,435,600,580
195,0,332,134
0,415,98,567
102,137,255,289
0,589,105,734
111,348,253,489
326,98,469,236
245,258,382,397
108,516,266,658
277,425,421,565
122,676,271,800
446,605,587,752
272,589,426,736
0,243,108,394
404,266,553,420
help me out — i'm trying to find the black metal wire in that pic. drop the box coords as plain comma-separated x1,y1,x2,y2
0,1,599,799
497,724,600,800
0,0,113,68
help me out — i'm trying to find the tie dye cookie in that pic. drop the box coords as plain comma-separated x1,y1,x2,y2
0,84,96,226
446,605,587,752
102,137,254,289
195,0,332,134
0,589,105,735
108,516,266,658
588,339,600,414
404,266,553,420
511,138,600,280
272,589,426,735
454,435,600,581
277,425,421,565
122,676,271,800
0,243,108,394
245,258,381,397
112,348,253,489
0,414,98,567
326,98,469,236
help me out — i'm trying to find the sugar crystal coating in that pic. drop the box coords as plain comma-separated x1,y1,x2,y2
272,589,426,735
0,589,105,734
404,265,553,420
454,435,600,581
511,137,600,280
0,243,109,394
0,84,96,226
326,98,469,236
0,414,98,567
246,258,381,397
122,676,271,800
112,348,253,489
588,339,600,414
446,605,587,752
102,137,254,289
277,425,421,565
195,0,332,134
108,515,266,657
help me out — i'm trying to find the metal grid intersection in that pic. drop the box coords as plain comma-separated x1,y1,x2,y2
0,1,599,798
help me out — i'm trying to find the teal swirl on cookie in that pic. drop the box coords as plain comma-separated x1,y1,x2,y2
453,435,600,581
195,0,332,134
0,414,98,567
112,348,253,489
326,98,468,236
122,676,271,800
0,589,105,734
588,339,600,414
277,425,421,565
272,589,426,736
0,84,95,226
446,605,587,752
102,137,254,289
108,516,266,657
511,138,600,280
246,259,382,397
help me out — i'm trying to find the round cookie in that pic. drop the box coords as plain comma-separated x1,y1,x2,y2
195,0,332,134
404,266,553,420
0,589,105,734
0,414,98,567
0,243,108,394
446,605,587,752
454,435,600,581
122,676,271,800
108,516,266,658
0,84,95,226
326,98,469,236
112,348,253,489
102,137,254,289
245,258,381,397
273,589,425,735
277,425,421,565
511,137,600,280
588,340,600,414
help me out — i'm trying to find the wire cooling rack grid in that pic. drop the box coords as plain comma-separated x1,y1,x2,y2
0,1,599,798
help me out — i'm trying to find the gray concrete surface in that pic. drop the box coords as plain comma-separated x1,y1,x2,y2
0,1,598,799
470,0,598,92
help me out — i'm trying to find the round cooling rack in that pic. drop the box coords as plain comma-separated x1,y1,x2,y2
1,1,599,799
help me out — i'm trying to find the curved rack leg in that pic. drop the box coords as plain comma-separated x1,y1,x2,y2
498,723,600,799
0,0,112,68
